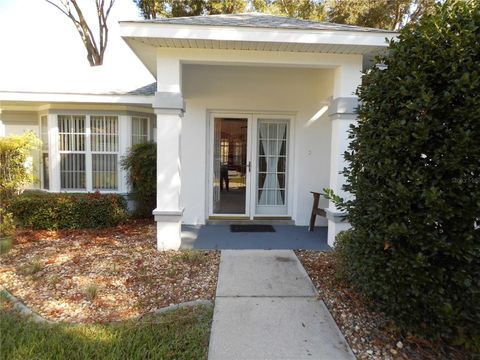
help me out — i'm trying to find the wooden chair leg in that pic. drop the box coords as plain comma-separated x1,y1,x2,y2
308,193,320,232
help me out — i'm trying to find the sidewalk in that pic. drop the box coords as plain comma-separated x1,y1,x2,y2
208,250,355,360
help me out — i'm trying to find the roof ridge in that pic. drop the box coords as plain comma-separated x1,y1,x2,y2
134,13,395,33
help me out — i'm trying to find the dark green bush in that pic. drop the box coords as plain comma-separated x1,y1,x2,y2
121,142,156,218
340,1,480,349
9,191,127,230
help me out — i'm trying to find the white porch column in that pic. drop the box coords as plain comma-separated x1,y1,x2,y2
118,114,131,193
153,56,185,250
326,64,361,247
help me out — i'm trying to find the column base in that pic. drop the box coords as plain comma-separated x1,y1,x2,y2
325,208,350,248
153,209,183,251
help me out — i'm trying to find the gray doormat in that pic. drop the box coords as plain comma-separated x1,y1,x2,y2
230,225,276,232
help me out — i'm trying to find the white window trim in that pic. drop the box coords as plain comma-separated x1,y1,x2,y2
56,114,122,193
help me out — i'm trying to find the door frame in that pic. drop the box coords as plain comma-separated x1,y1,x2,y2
206,111,295,220
251,114,294,218
207,112,253,218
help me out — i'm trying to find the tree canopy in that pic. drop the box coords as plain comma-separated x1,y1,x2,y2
133,0,437,29
46,0,116,66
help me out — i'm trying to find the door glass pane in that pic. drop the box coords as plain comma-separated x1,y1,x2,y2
256,120,289,212
258,156,267,172
213,117,248,214
278,157,286,173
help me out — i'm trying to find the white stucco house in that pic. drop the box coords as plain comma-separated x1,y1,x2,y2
0,14,395,250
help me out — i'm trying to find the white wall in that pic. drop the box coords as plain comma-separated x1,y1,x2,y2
181,64,334,225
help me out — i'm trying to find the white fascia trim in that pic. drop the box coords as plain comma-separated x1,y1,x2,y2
119,22,396,48
0,91,154,105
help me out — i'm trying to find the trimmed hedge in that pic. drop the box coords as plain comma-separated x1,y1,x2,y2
338,1,480,350
9,191,127,230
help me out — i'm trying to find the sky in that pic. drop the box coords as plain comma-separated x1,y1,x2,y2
0,0,155,93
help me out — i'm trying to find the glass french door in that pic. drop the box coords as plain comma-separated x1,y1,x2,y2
255,119,289,215
210,113,290,218
211,116,250,215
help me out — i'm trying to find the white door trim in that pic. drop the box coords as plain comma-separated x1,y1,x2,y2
252,114,294,218
206,111,295,220
207,112,253,218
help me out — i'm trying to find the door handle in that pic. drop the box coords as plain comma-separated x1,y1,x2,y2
247,161,251,172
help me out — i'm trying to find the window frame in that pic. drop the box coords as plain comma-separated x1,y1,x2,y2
58,114,87,191
57,114,121,193
90,115,120,191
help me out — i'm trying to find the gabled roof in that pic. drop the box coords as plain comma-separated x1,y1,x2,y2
138,13,394,33
120,13,397,77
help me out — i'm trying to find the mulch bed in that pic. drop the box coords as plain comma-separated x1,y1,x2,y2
0,220,219,323
296,251,472,360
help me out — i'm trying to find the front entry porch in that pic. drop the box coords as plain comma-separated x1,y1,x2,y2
181,224,329,250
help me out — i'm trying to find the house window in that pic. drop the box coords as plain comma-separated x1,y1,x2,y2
58,115,119,191
59,115,86,190
91,116,118,190
40,115,49,189
132,116,149,145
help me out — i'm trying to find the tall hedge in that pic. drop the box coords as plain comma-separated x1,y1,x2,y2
340,1,480,348
121,142,156,218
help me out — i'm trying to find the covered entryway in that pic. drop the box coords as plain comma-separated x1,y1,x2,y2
120,13,394,250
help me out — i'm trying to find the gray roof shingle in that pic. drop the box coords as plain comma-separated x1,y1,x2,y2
126,82,156,96
135,13,394,33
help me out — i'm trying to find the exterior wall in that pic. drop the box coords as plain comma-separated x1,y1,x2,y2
181,64,334,226
1,111,41,189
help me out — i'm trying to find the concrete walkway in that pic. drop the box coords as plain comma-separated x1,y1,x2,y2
208,250,355,360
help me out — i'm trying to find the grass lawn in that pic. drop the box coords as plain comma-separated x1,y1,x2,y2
0,296,213,360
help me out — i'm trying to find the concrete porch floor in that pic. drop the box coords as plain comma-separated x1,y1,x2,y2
180,225,330,250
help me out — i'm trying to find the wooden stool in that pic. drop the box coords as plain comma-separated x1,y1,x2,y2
308,192,326,231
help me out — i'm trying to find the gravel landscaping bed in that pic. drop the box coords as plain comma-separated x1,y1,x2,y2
0,220,219,323
296,251,471,360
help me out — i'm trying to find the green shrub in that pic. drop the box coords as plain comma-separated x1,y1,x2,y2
332,230,352,281
9,191,127,230
340,1,480,349
0,132,40,238
121,142,156,218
